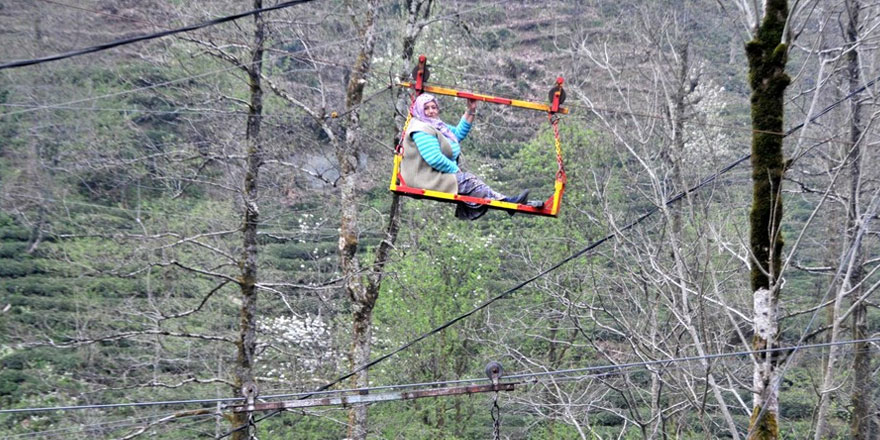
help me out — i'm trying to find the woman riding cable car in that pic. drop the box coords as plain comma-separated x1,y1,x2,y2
401,93,540,220
390,55,567,218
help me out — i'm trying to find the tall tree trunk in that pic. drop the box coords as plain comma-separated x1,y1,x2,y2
338,2,432,437
231,2,265,439
400,0,433,64
338,1,380,439
745,1,789,438
844,3,873,438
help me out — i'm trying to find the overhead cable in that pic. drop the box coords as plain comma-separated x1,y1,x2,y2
7,336,874,416
0,0,513,118
0,0,319,71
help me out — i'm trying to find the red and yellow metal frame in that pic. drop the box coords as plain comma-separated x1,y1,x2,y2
389,153,565,217
390,56,566,217
397,81,569,115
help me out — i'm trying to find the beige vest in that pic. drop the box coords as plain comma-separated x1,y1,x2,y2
401,119,459,194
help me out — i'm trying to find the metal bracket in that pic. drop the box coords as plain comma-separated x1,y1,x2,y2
229,382,514,413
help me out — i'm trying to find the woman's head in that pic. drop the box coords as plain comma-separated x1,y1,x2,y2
412,93,439,121
410,93,459,144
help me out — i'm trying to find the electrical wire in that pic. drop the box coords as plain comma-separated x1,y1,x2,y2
4,411,216,440
0,90,838,148
0,34,364,119
7,336,873,416
0,0,510,119
0,397,230,415
215,336,880,404
503,337,880,383
422,71,871,146
215,336,880,438
0,0,320,71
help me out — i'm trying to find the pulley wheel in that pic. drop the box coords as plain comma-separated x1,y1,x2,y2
411,64,430,83
548,86,566,106
485,361,504,382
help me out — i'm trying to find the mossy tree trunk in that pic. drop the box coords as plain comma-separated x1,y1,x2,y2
744,1,790,438
231,2,265,439
337,1,381,438
843,2,874,438
338,2,436,438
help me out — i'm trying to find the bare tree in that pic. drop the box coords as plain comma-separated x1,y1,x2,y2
740,1,791,437
504,2,756,438
810,1,880,437
842,5,878,440
253,0,418,436
228,1,266,439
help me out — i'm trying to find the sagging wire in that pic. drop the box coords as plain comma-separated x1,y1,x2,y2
0,0,321,70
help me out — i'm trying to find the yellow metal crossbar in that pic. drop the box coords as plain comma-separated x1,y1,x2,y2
398,81,569,114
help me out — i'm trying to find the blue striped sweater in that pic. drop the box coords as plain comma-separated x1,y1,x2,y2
410,118,472,173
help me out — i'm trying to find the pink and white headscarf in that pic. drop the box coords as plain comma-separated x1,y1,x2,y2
411,94,459,144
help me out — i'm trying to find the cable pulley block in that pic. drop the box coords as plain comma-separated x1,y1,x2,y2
411,54,429,92
548,77,566,113
485,361,504,385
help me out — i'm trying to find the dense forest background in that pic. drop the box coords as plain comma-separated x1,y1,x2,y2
1,0,878,439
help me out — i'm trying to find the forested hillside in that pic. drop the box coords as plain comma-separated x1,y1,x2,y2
1,0,878,439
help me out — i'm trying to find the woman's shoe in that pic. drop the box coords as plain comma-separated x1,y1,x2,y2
501,189,529,205
502,189,529,216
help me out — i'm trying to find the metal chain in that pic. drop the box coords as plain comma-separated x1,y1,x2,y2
549,114,565,181
397,112,413,153
491,392,501,440
394,94,416,154
247,411,259,440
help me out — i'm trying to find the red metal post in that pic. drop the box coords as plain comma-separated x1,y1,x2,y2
414,54,427,93
550,77,563,113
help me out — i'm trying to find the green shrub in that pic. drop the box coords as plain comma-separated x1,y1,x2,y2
0,370,28,396
779,387,815,420
0,277,71,296
0,259,42,278
6,293,78,312
593,409,625,426
0,243,28,258
0,227,30,241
